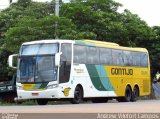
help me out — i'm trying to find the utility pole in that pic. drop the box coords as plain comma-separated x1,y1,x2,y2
55,0,59,17
55,0,59,39
9,0,13,6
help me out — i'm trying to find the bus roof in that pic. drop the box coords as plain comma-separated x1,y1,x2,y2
82,40,119,46
22,39,73,45
22,39,148,53
76,40,148,53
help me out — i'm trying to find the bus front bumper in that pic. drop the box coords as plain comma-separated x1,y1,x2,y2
17,88,66,100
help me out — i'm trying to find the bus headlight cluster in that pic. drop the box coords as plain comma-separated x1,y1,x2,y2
17,86,23,90
47,84,58,89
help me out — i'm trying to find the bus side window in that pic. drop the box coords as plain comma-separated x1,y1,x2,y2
73,45,86,64
140,52,148,67
99,48,112,65
86,46,99,64
59,43,72,83
123,51,133,66
112,49,124,66
132,52,141,67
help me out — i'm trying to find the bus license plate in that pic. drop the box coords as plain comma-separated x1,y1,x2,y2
32,93,39,96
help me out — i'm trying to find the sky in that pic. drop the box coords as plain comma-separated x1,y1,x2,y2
0,0,160,26
114,0,160,26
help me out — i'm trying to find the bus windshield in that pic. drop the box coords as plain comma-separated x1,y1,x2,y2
20,43,58,55
17,43,58,83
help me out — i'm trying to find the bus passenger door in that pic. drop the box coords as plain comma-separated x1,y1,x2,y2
59,43,72,84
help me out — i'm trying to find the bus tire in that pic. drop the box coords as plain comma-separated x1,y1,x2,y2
131,86,139,102
71,86,83,104
37,99,48,105
124,86,132,102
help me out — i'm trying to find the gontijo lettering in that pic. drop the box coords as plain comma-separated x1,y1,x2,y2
111,68,133,75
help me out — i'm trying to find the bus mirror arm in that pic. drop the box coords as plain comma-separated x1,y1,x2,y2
55,52,62,67
8,54,18,69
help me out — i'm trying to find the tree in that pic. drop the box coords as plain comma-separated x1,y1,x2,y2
61,0,153,47
149,26,160,77
4,16,78,52
61,0,123,41
0,49,13,77
0,0,55,77
116,10,154,46
17,0,31,8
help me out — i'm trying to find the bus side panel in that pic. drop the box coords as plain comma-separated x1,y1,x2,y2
71,64,150,98
71,64,117,98
105,66,151,97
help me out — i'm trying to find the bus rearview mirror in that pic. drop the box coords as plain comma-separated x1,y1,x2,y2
8,54,18,69
55,52,62,67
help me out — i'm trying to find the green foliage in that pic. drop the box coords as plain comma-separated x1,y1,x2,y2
5,16,78,52
61,0,153,47
17,0,31,8
149,26,160,76
61,0,122,41
117,10,154,46
0,49,15,77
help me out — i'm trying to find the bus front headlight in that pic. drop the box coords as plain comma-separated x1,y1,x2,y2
47,84,58,89
17,86,23,90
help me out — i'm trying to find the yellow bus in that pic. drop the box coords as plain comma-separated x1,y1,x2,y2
8,39,151,105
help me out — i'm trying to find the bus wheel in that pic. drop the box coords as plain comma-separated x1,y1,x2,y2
92,98,108,103
131,86,139,102
37,99,48,105
71,86,83,104
124,86,132,102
